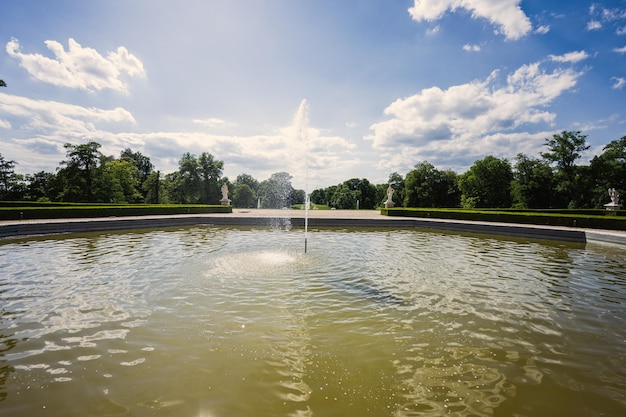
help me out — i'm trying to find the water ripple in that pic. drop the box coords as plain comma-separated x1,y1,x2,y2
1,227,625,416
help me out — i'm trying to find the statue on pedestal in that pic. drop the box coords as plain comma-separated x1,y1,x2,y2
604,188,622,211
384,185,395,208
220,184,231,206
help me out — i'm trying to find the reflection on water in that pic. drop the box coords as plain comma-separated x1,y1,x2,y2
1,227,625,416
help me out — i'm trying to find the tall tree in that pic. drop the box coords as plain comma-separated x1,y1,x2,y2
142,171,164,204
94,159,142,203
232,183,256,208
512,153,554,208
234,173,260,194
25,171,55,201
541,130,589,207
198,152,224,204
458,156,513,208
174,152,200,203
589,135,626,207
258,172,294,208
0,154,17,200
58,142,103,202
404,162,459,208
331,184,358,209
167,152,224,204
0,79,6,87
120,148,153,198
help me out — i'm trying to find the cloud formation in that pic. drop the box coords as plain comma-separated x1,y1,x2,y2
366,58,583,173
611,77,626,89
463,44,481,52
549,51,589,63
0,91,357,188
6,38,145,93
408,0,532,40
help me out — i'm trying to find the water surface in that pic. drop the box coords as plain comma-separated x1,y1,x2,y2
1,226,625,416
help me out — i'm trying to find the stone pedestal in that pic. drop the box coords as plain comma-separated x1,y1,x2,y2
604,202,622,212
220,198,231,207
384,200,395,209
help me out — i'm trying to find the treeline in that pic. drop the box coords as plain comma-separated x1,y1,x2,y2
311,131,625,210
0,131,624,209
0,142,304,208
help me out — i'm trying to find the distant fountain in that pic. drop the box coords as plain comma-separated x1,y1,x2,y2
294,99,310,253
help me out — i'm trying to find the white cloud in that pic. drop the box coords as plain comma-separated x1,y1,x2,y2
614,45,626,54
6,38,145,93
408,0,532,40
426,25,441,36
611,77,626,89
0,92,358,188
366,59,583,173
586,20,602,30
617,26,626,35
192,117,236,128
535,25,550,35
549,50,589,63
462,43,481,52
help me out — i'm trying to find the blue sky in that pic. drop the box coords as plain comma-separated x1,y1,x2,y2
1,0,625,190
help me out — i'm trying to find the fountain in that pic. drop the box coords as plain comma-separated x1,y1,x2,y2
1,102,625,416
294,99,310,253
1,226,625,417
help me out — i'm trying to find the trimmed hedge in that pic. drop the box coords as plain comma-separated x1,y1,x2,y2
381,208,626,231
0,204,232,220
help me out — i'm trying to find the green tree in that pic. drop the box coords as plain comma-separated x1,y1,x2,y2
291,189,305,205
458,156,513,208
310,186,336,207
331,184,358,209
232,173,259,208
142,171,165,203
512,153,554,208
0,154,17,200
25,171,55,201
232,183,256,208
120,148,153,199
339,178,377,209
58,142,102,202
258,172,294,208
94,159,142,203
198,152,224,204
234,173,259,194
541,130,589,207
404,162,459,207
589,136,626,208
0,79,6,87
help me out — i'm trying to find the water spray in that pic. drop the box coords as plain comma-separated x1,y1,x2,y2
295,99,309,253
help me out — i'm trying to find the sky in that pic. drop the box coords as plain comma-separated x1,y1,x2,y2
1,0,625,191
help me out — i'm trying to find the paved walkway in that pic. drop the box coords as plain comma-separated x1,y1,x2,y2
1,209,625,247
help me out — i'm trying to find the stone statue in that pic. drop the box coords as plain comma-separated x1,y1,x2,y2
220,184,231,206
605,187,622,212
384,185,395,208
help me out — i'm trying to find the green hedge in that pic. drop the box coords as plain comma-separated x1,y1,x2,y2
382,208,626,231
0,204,232,220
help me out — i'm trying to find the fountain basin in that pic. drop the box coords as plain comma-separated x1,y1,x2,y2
1,225,625,416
